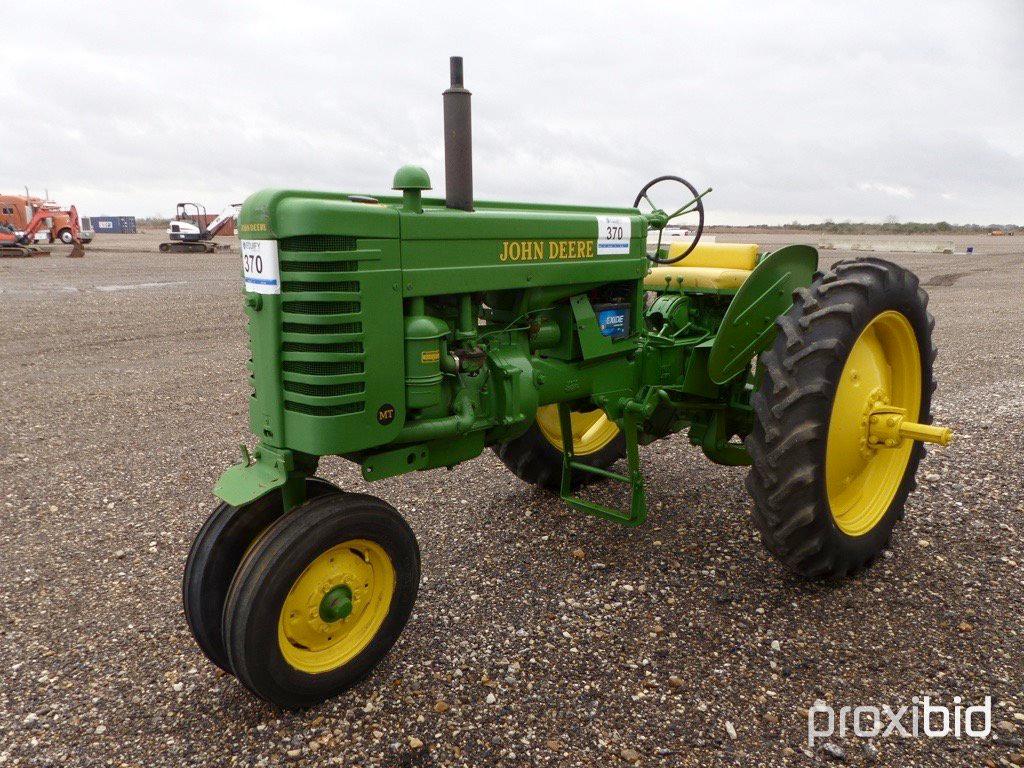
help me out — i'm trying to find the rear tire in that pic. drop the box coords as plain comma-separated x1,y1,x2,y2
493,407,625,491
745,258,937,579
182,477,338,674
222,491,420,708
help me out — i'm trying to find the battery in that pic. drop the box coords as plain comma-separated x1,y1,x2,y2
594,302,631,339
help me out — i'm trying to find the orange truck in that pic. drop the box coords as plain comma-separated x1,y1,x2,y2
0,194,93,244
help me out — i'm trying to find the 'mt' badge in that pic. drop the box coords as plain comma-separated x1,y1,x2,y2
376,404,396,426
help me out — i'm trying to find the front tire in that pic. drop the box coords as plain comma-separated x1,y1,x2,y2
745,258,937,579
222,491,420,708
182,477,338,674
58,228,74,244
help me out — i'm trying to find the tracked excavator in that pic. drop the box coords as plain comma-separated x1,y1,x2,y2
0,204,85,257
159,203,240,253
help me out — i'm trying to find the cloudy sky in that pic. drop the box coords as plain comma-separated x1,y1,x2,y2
2,1,1021,224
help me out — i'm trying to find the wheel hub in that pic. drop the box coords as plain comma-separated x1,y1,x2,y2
319,585,353,623
278,539,395,674
825,311,951,537
866,405,952,449
857,387,890,460
536,405,619,456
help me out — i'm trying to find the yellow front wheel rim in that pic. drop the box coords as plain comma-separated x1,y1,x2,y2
826,311,922,537
535,405,619,456
278,539,395,674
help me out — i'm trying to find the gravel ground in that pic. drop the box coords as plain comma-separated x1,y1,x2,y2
1,232,1022,767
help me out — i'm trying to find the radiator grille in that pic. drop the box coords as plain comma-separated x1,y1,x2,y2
276,238,367,418
280,260,357,273
282,300,360,315
280,235,357,252
284,380,365,397
283,360,364,376
282,321,362,335
285,401,364,416
283,341,363,354
281,280,359,293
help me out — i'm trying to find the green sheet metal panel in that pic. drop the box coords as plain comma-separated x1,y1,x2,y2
239,191,406,457
398,205,647,296
707,244,818,384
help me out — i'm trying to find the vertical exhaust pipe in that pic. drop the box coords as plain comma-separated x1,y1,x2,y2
443,56,473,211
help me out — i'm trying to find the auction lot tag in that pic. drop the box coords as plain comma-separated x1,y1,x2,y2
596,215,631,255
241,239,280,294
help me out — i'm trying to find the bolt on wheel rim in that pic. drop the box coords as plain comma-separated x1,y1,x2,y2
536,405,619,456
825,311,922,537
278,539,395,674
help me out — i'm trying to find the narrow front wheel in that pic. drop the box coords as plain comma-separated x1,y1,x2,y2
182,477,339,674
222,491,420,708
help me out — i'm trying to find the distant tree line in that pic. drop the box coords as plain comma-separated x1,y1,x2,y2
131,216,1016,236
710,219,1018,235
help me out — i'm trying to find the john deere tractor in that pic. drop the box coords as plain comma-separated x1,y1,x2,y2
183,58,952,707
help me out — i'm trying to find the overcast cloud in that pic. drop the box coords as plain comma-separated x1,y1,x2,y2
2,1,1021,223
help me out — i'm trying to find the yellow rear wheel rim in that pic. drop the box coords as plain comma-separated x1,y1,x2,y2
278,539,394,674
826,311,922,537
535,405,619,456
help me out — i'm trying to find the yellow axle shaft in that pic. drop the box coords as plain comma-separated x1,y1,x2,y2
898,420,952,446
868,407,953,448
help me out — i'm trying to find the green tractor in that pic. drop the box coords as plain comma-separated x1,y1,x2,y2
183,58,952,707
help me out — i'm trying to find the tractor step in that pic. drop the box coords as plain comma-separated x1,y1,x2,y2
557,403,648,527
567,462,630,484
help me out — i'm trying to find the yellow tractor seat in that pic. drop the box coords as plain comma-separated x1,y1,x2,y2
643,242,759,292
646,265,752,291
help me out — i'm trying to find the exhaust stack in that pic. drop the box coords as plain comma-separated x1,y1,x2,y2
443,56,473,211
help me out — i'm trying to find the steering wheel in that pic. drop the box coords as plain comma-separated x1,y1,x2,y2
633,175,709,265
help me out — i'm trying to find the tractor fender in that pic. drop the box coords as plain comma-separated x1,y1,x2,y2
707,245,818,384
212,445,313,509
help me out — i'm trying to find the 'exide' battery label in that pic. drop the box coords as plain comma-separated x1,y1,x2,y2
597,307,629,339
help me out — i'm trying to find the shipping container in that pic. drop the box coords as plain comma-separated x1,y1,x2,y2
90,216,138,234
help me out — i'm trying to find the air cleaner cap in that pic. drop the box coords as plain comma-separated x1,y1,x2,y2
392,165,432,191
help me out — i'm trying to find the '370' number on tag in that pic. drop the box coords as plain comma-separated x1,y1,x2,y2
604,222,625,240
243,251,263,274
